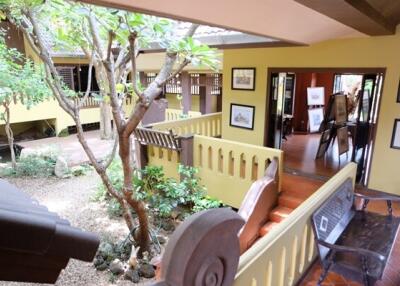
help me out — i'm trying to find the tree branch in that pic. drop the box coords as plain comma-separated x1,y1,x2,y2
128,32,144,99
103,128,119,169
87,11,105,60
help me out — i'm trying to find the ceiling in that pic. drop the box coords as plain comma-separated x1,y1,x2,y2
80,0,365,45
80,0,400,45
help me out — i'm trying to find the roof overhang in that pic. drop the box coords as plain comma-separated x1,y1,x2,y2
79,0,366,44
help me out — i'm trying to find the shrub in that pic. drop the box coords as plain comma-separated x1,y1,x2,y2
70,164,92,176
1,146,59,177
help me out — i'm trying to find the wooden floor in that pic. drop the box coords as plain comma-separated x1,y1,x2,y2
299,200,400,286
282,133,352,178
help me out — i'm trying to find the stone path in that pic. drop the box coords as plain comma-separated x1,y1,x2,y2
18,130,115,166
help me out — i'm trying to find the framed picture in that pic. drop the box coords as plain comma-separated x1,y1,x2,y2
307,87,325,106
337,126,349,155
390,119,400,149
231,68,255,90
335,94,347,124
308,108,324,133
397,79,400,103
230,104,255,130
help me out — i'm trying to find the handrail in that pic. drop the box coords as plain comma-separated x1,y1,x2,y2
234,163,357,286
164,108,201,121
150,112,222,137
193,135,284,208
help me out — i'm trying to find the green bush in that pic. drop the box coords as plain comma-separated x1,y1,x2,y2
95,160,222,219
1,148,59,177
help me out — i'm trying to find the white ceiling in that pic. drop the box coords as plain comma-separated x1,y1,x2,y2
82,0,366,44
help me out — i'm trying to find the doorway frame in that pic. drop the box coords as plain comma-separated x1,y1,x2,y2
264,67,386,186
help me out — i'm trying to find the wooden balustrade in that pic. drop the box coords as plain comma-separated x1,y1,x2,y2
164,109,202,121
193,135,284,208
234,163,357,286
73,96,99,108
150,163,357,286
150,112,222,137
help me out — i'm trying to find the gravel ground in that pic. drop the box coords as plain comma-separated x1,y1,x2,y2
0,172,152,286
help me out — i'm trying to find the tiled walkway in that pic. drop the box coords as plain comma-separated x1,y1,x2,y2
18,130,115,166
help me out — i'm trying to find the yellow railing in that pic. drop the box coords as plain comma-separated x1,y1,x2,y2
193,135,284,208
165,108,202,121
150,112,222,137
234,163,357,286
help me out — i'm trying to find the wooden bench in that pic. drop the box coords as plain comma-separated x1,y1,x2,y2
311,179,400,286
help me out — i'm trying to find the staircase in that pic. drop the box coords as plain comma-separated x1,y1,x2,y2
259,173,324,237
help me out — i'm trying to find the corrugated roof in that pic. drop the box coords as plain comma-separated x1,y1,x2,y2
0,179,100,284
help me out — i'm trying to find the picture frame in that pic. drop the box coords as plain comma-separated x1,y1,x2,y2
307,87,325,106
230,104,255,130
337,126,349,155
390,119,400,149
397,79,400,103
335,94,347,124
231,68,256,90
308,108,324,133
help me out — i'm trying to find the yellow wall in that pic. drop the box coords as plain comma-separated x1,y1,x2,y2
222,31,400,195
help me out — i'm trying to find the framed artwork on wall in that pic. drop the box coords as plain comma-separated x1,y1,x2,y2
230,104,255,130
308,108,324,133
337,126,349,155
231,68,256,90
335,94,347,124
307,87,325,106
397,79,400,103
390,119,400,149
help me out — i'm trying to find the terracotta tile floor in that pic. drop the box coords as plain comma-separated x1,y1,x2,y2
299,200,400,286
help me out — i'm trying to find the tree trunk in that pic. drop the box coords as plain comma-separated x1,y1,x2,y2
100,101,113,139
4,105,16,169
119,133,150,255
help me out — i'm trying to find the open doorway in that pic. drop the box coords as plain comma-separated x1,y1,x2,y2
264,68,384,185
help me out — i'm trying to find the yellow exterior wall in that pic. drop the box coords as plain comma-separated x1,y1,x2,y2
222,31,400,195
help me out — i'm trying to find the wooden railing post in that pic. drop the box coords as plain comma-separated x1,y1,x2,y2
134,141,148,170
181,71,191,115
179,134,194,168
150,208,244,286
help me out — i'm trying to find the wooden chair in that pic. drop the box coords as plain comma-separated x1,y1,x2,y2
237,158,279,253
311,179,400,286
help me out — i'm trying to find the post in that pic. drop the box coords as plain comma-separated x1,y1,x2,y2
179,134,194,168
134,140,148,170
181,71,191,114
199,74,212,114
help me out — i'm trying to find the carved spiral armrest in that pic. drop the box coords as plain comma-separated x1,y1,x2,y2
151,208,245,286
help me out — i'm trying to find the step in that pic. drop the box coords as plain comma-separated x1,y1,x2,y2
259,221,279,237
279,193,305,209
269,206,293,223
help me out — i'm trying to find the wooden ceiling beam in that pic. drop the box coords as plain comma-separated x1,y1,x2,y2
295,0,396,36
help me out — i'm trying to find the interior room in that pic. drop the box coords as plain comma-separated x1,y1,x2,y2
265,69,383,184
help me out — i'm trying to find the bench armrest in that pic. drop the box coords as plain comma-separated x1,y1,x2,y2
354,193,400,202
354,193,399,215
317,239,386,262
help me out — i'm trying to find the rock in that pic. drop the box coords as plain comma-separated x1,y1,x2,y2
139,263,155,279
54,156,69,178
96,262,108,271
109,259,124,275
124,268,140,283
156,235,167,245
128,246,138,269
170,210,179,219
161,220,175,232
93,256,104,267
98,242,114,258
